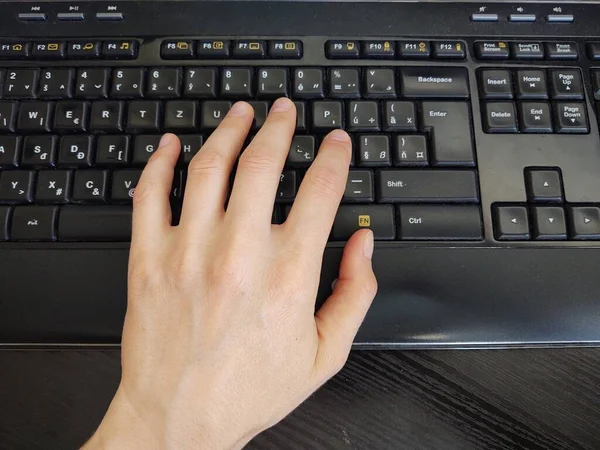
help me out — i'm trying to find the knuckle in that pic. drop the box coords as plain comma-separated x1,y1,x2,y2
188,151,224,177
320,347,349,377
308,165,345,199
239,147,279,175
362,273,379,299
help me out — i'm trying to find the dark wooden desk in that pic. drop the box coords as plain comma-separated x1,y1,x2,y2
1,349,599,449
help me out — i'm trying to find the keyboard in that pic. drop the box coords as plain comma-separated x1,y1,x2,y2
2,0,600,348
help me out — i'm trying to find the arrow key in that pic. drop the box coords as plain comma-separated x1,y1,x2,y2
554,102,589,134
532,206,567,240
525,169,563,202
493,205,530,240
569,206,600,240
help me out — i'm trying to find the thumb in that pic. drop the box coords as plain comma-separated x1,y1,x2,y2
313,229,377,379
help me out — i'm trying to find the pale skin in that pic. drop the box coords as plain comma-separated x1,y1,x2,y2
82,97,377,450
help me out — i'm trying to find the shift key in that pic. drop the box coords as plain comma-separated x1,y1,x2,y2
378,170,479,202
421,102,475,166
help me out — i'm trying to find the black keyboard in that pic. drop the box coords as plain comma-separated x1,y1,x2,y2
3,0,600,348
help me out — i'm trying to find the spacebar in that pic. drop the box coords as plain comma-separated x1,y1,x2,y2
58,206,132,242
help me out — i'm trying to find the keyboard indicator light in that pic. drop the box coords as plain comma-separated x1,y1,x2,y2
358,215,371,227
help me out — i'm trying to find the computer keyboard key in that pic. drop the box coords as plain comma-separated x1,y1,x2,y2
31,42,65,59
127,101,162,132
133,135,161,165
58,205,132,241
201,101,231,129
221,68,253,98
179,135,203,164
384,101,417,132
329,68,360,98
420,102,475,166
35,170,72,203
511,42,544,60
357,135,390,167
75,68,109,98
479,69,513,99
0,42,30,59
183,68,217,99
39,68,74,99
164,101,198,131
96,135,130,166
398,205,482,240
395,135,428,166
67,41,101,59
72,170,108,203
249,101,269,130
312,101,343,131
233,40,266,59
269,40,302,59
10,206,58,241
326,40,360,59
432,41,465,59
103,40,138,60
58,135,94,167
277,171,297,202
520,102,552,133
287,135,315,167
378,170,478,202
111,68,145,98
401,67,469,98
554,103,588,133
22,135,57,167
483,102,518,133
526,169,563,202
258,68,289,98
515,70,548,99
147,68,181,98
331,205,395,240
365,68,396,98
112,170,142,202
161,40,195,59
0,101,17,132
0,206,10,240
532,206,567,240
294,102,307,131
546,42,578,60
549,70,584,100
90,101,124,132
493,205,530,240
0,170,35,203
17,102,53,132
474,41,510,60
0,136,21,167
398,41,431,59
348,101,380,131
3,69,38,98
569,206,600,240
293,68,324,99
343,170,374,203
54,101,90,132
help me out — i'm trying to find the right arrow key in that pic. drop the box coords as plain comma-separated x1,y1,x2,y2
554,102,589,133
569,206,600,240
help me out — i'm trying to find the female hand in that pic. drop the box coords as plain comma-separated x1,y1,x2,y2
83,97,377,449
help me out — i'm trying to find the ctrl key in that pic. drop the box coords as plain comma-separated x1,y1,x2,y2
331,205,395,241
493,205,530,240
569,206,600,240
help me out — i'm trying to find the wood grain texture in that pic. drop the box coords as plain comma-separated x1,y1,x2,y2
1,349,600,450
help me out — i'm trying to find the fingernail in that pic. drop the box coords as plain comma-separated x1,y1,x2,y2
229,101,249,116
159,134,173,147
271,97,292,112
363,230,374,260
329,129,350,142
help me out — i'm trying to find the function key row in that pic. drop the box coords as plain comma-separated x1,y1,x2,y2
0,40,138,60
474,41,578,60
326,40,466,60
0,67,470,100
161,39,302,60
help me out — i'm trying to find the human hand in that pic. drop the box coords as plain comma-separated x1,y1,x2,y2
83,98,377,450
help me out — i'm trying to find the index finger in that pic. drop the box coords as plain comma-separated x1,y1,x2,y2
284,130,351,249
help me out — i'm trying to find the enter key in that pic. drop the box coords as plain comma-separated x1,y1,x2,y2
421,101,475,166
